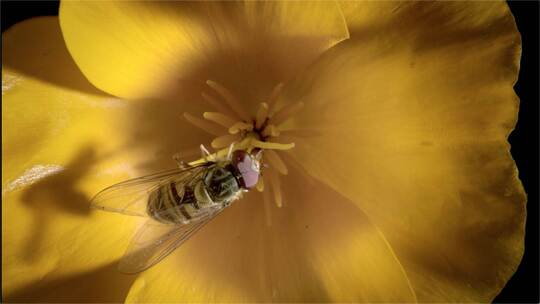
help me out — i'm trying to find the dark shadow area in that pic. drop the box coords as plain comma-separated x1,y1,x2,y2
20,147,98,262
2,15,109,97
1,1,59,32
4,261,137,303
123,3,339,173
345,1,518,55
497,1,540,303
122,96,212,174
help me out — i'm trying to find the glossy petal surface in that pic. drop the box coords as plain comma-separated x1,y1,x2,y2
285,1,525,302
59,1,348,101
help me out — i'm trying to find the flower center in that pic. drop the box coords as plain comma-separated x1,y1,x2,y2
183,80,304,212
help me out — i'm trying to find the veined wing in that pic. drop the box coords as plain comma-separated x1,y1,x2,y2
118,206,226,273
90,164,211,217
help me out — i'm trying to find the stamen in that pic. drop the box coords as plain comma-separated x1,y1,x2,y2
206,80,251,122
183,113,223,136
270,101,304,126
268,170,283,207
256,176,264,192
250,139,295,151
266,82,284,111
203,112,236,128
261,124,280,137
264,150,288,175
263,184,273,227
255,102,269,129
211,134,241,149
201,92,238,119
229,122,254,134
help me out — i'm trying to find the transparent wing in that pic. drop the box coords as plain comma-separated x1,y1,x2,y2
118,206,225,273
90,164,211,217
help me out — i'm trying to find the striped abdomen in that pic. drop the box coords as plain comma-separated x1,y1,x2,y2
146,166,241,224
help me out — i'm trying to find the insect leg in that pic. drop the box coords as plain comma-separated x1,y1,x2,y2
226,142,235,161
172,153,190,169
200,144,216,162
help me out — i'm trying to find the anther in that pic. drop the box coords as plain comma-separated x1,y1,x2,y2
183,113,223,136
228,122,253,134
201,92,237,119
211,134,241,149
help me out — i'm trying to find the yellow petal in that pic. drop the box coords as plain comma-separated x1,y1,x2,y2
124,169,416,302
59,1,349,101
285,2,525,302
2,17,203,302
2,17,140,302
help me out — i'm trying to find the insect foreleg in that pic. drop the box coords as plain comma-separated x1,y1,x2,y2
226,142,235,161
200,144,214,161
173,153,190,169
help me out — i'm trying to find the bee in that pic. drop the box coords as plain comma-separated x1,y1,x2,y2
91,145,261,273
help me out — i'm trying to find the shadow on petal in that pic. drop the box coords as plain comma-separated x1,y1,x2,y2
121,32,335,173
20,146,99,262
121,96,213,173
342,2,518,55
2,16,109,97
4,261,137,303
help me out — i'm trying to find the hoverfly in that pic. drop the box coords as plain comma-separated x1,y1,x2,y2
91,145,261,273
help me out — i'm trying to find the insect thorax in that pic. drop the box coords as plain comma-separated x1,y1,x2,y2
203,165,241,203
146,165,241,224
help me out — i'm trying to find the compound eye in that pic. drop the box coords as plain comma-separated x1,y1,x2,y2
232,150,247,166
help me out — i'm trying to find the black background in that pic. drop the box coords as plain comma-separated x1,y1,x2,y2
2,1,538,303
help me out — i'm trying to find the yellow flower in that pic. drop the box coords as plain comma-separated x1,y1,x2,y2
2,1,525,302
